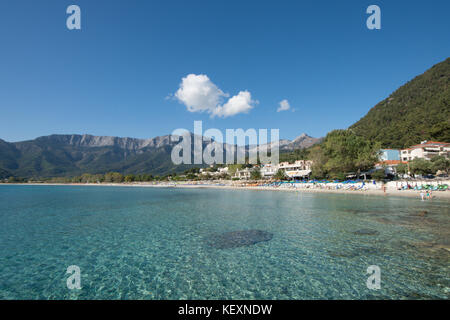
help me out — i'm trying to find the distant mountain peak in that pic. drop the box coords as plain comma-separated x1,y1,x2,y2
247,133,321,152
287,133,320,150
292,133,309,141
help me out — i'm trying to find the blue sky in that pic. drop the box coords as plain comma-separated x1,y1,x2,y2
0,0,449,142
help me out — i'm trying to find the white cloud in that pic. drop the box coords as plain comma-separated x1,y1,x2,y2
174,74,256,118
175,74,227,113
277,99,291,112
213,91,256,117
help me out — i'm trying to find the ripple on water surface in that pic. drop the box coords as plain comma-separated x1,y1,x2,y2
206,230,274,249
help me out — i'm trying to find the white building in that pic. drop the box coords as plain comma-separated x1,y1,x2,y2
260,164,277,178
218,167,229,174
233,168,252,179
374,160,406,176
278,160,313,179
259,160,313,179
401,141,450,161
199,166,230,178
232,160,313,180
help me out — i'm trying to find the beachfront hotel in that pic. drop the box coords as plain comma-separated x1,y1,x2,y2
234,160,313,180
378,141,449,164
278,160,313,179
260,164,278,178
234,167,252,179
372,141,450,177
400,141,450,161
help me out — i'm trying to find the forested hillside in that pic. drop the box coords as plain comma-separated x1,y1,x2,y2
350,58,449,148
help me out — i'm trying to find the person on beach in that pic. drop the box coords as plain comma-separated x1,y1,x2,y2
420,191,425,201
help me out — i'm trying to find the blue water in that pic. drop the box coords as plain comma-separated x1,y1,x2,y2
0,185,448,300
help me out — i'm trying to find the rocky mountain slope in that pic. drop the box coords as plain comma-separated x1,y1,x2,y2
0,133,320,178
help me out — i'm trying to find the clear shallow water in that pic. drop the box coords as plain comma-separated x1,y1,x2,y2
0,185,448,300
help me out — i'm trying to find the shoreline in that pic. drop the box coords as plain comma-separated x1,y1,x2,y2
3,182,450,200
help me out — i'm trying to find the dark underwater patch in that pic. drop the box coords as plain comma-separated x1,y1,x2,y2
207,230,273,249
352,228,379,236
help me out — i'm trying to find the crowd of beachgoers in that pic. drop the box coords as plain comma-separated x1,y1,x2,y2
254,180,449,192
145,178,449,195
258,180,381,191
152,178,448,198
9,178,450,199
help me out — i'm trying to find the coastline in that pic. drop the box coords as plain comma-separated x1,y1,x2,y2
3,182,450,200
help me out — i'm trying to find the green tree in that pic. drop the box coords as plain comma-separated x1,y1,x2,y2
71,176,82,183
324,130,380,176
218,173,230,180
309,130,380,179
141,174,153,181
80,173,95,183
409,158,432,175
227,164,243,175
7,176,26,183
184,167,201,174
396,163,408,175
309,145,328,179
274,169,287,180
104,172,124,183
186,173,197,180
200,173,212,180
430,155,450,174
250,168,262,180
371,169,386,181
124,174,135,183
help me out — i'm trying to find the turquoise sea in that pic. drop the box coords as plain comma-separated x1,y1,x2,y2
0,185,448,299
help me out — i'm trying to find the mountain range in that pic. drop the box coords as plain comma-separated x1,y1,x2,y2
1,57,448,179
0,133,320,179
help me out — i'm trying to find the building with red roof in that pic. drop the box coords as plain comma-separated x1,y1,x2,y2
400,141,450,161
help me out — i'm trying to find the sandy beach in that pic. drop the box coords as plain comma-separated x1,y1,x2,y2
4,181,450,200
